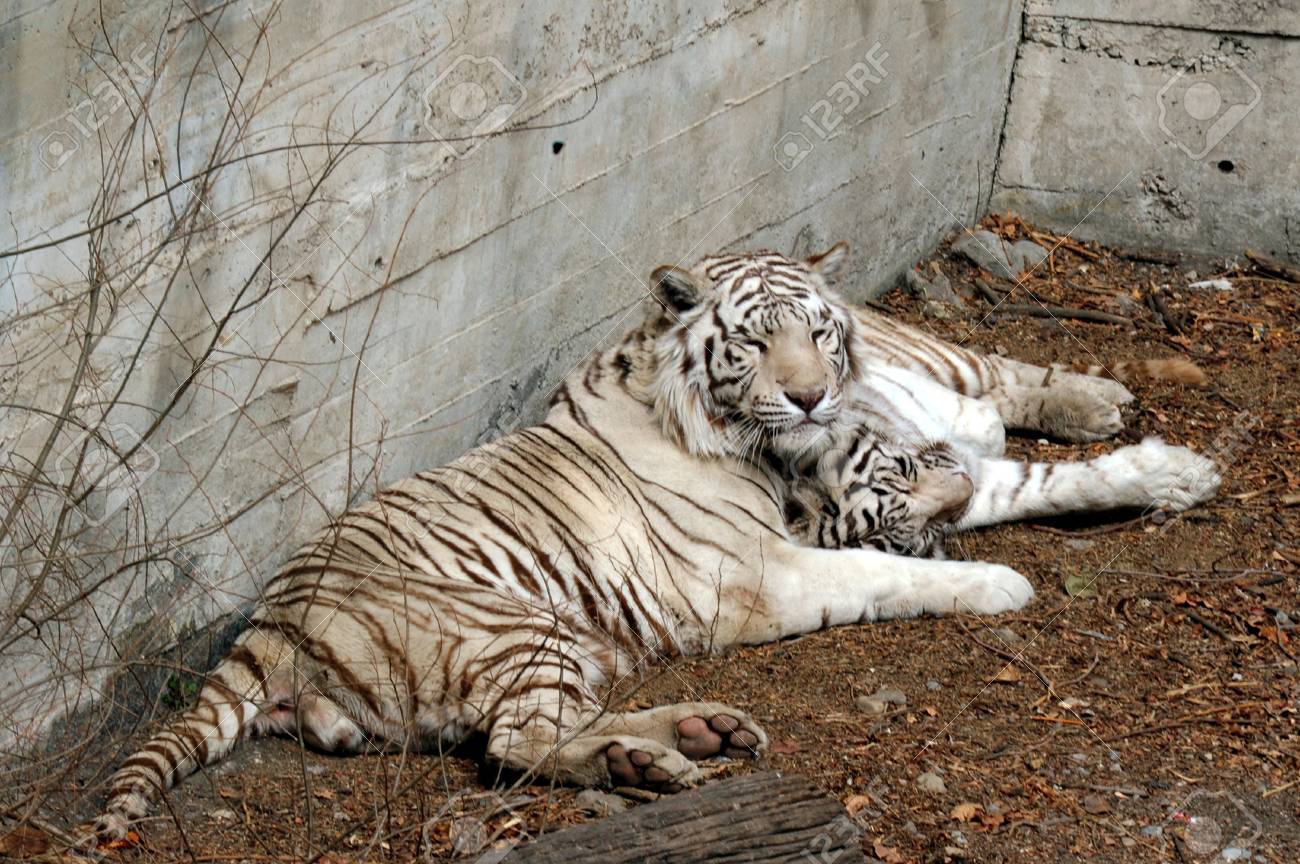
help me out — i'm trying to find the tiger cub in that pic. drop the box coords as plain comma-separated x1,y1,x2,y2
785,431,970,558
786,424,1220,556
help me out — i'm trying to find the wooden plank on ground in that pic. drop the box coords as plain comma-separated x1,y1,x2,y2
503,770,865,863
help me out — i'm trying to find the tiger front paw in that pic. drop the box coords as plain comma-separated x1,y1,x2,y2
1123,437,1221,512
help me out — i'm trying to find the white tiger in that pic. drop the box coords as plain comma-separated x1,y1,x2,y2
93,241,1203,841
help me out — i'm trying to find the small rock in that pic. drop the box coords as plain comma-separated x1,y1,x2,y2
575,788,629,816
1139,825,1163,837
1122,837,1136,848
871,686,908,706
992,626,1024,646
948,829,968,847
1064,537,1096,551
1082,793,1112,815
1189,278,1233,291
210,808,236,822
904,268,967,307
953,231,1048,279
902,820,919,835
916,772,947,795
1069,753,1089,763
926,679,942,691
1220,847,1251,861
855,696,888,715
922,300,959,319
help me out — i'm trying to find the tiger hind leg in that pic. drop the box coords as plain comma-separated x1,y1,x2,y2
472,634,723,792
263,688,368,754
981,383,1125,443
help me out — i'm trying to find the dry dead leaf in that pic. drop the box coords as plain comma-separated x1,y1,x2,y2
312,787,336,801
100,830,142,851
769,739,801,754
951,802,983,822
844,794,873,817
873,838,905,863
0,825,51,858
993,666,1022,684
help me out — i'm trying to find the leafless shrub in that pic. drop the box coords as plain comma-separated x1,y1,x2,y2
0,2,596,856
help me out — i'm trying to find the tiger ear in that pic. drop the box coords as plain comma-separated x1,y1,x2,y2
806,241,850,279
650,265,707,314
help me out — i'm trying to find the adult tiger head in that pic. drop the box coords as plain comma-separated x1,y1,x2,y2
647,242,864,463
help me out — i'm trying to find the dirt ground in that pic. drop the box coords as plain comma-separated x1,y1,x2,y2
47,220,1300,863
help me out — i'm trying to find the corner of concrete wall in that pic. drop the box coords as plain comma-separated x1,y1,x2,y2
991,0,1300,262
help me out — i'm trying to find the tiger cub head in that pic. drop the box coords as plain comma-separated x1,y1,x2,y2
785,431,973,558
646,242,864,462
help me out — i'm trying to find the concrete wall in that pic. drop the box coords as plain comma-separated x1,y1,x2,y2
0,0,1021,742
992,0,1300,260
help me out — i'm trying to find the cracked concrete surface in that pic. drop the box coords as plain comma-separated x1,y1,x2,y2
994,0,1300,260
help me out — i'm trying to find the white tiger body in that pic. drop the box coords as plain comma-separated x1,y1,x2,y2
93,242,1211,841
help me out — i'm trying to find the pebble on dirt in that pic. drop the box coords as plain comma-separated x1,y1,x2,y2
916,772,947,795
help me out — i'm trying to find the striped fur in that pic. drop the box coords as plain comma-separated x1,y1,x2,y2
107,239,1222,839
788,428,1221,559
786,432,970,558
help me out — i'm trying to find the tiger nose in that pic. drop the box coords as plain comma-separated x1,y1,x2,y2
785,388,826,414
